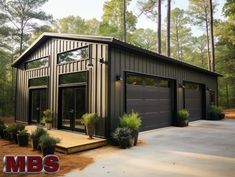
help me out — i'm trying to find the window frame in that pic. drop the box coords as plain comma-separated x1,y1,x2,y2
57,45,89,65
25,56,49,70
126,72,170,88
59,71,88,87
28,76,49,89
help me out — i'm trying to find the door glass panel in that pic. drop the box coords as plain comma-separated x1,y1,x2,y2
75,87,86,130
40,89,48,120
31,89,48,123
31,90,40,123
61,88,74,128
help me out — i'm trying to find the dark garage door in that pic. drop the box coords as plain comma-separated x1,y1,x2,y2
126,73,174,131
184,82,203,121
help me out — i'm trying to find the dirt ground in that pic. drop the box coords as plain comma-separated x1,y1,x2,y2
0,139,93,177
224,108,235,119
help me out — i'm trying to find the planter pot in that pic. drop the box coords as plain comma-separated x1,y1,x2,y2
219,113,225,119
42,146,55,156
208,112,220,120
131,130,139,146
45,123,52,130
0,129,4,139
177,119,189,127
17,134,29,146
86,124,95,139
119,136,131,149
129,137,135,147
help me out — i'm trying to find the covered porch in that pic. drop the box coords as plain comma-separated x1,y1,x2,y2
26,125,107,154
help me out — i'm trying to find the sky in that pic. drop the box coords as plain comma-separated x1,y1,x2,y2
42,0,226,36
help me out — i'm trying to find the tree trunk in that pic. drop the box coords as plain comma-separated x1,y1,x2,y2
209,0,215,72
166,0,171,57
20,19,24,54
157,0,161,54
175,22,180,59
123,0,127,42
205,8,211,71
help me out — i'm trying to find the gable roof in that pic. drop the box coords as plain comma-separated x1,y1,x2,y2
12,32,221,77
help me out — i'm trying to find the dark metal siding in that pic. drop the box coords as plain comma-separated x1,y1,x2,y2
15,39,108,137
110,46,218,132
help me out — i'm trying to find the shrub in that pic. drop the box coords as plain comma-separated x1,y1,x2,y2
178,109,189,120
31,126,48,141
113,127,132,142
210,105,223,114
0,123,6,131
82,113,98,126
5,123,25,134
120,111,142,130
18,129,28,136
41,109,52,124
39,134,60,149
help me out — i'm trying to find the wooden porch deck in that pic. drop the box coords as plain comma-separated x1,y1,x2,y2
26,125,107,154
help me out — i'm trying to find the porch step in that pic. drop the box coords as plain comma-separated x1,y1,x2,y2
55,139,107,154
25,125,107,154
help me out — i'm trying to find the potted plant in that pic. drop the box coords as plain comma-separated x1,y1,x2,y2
41,109,53,130
119,111,142,146
177,109,189,127
17,130,29,146
31,126,48,150
208,105,224,120
39,134,60,156
5,123,25,143
0,121,6,139
113,127,132,149
82,113,98,139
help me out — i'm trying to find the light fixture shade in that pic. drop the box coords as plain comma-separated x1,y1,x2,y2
116,75,123,81
178,83,185,88
99,58,108,65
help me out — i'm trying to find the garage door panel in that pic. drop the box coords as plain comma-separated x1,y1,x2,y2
184,83,203,121
126,100,144,113
126,85,144,99
144,87,171,99
141,112,172,130
126,74,173,131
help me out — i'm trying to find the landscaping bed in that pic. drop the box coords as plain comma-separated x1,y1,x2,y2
224,108,235,119
0,137,93,176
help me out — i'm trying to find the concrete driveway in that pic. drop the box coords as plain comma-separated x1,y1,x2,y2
67,120,235,177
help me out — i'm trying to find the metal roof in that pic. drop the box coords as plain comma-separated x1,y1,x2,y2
12,32,222,77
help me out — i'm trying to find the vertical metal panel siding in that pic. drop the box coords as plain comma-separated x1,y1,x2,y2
15,39,108,136
110,47,218,132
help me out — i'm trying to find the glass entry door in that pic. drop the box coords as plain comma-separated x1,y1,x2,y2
60,86,86,131
30,89,48,123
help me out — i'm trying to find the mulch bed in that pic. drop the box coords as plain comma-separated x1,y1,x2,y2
224,108,235,119
0,138,94,176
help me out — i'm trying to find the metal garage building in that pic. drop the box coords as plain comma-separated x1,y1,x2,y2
12,33,221,137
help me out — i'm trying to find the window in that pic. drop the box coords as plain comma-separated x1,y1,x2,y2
26,57,48,70
126,73,170,87
184,83,200,90
59,72,87,85
159,79,169,87
58,47,89,64
126,74,143,85
29,77,48,87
